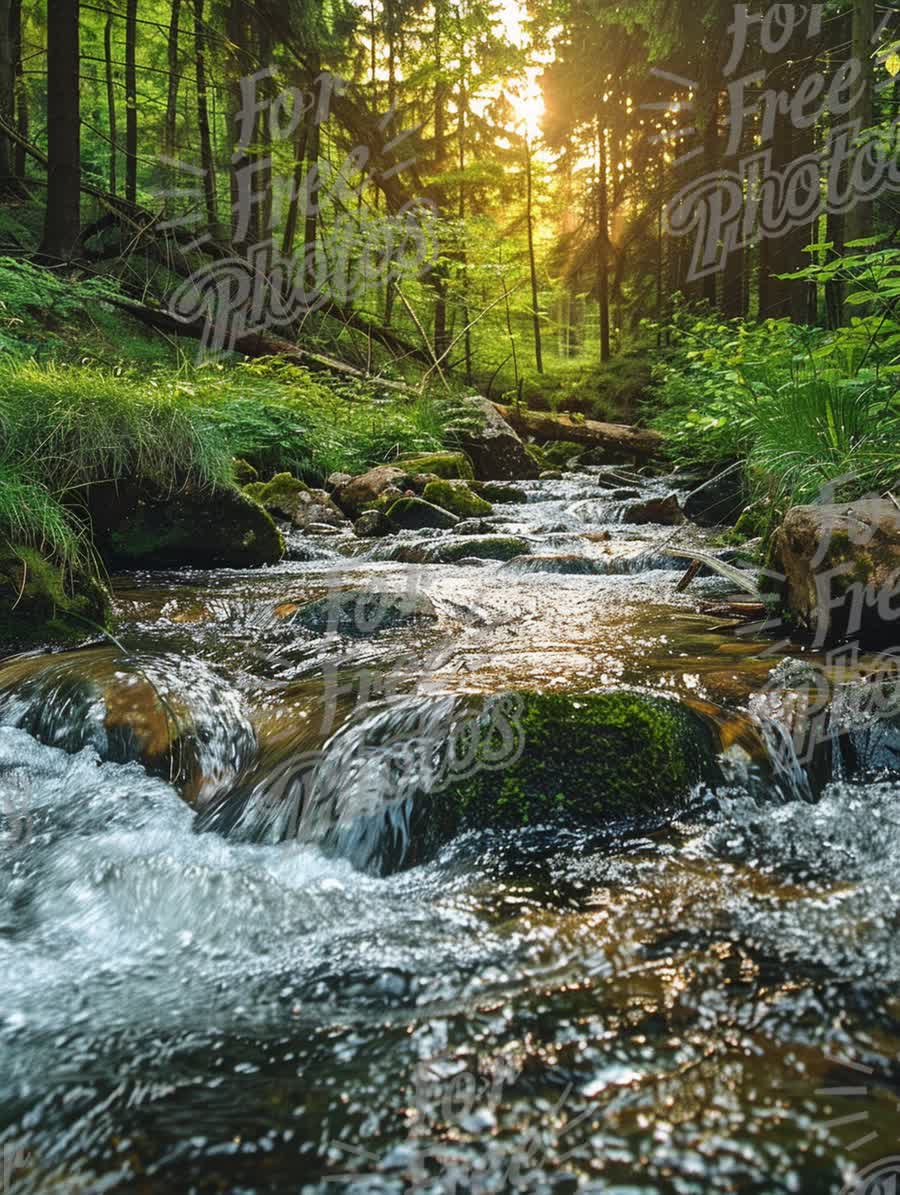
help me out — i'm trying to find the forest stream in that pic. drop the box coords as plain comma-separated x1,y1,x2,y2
0,465,898,1194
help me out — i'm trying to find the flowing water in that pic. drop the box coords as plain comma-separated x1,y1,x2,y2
1,468,899,1194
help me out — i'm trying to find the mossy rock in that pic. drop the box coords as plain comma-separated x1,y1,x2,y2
472,481,528,504
427,535,531,563
431,689,718,839
0,546,111,649
396,451,475,481
385,496,459,531
233,458,259,486
540,440,584,468
89,480,284,569
243,472,310,517
422,479,492,519
289,588,438,637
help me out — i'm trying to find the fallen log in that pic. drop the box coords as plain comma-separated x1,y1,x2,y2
493,403,665,461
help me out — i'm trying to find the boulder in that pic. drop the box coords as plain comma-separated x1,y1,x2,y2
325,471,352,491
244,472,347,530
395,451,475,481
354,510,393,537
472,481,528,504
771,498,900,646
502,554,605,575
422,479,492,519
385,497,459,531
333,466,413,519
454,397,540,481
427,535,531,564
232,457,258,486
0,545,110,651
623,494,684,526
88,480,284,568
455,518,499,535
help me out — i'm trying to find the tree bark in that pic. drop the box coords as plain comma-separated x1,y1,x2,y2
194,0,216,231
596,122,611,362
41,0,81,260
0,0,14,185
11,0,26,180
124,0,137,206
164,0,181,163
525,135,543,373
845,0,875,244
104,14,117,195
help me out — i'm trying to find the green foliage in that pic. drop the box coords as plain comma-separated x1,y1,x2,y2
648,297,900,508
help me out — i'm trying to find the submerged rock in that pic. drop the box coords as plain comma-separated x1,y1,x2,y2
88,480,284,568
385,497,459,531
454,397,540,481
622,494,684,526
0,545,111,650
288,588,438,637
422,479,492,519
502,554,604,575
771,498,900,646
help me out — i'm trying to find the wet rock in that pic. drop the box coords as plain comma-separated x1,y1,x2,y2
0,650,256,807
453,397,540,481
409,472,440,494
385,497,459,531
89,479,284,568
771,498,900,646
472,481,528,504
422,479,492,519
325,471,352,491
333,465,413,520
430,690,718,837
539,469,563,481
455,518,499,536
502,554,604,575
610,488,641,500
245,472,347,530
427,535,531,564
394,451,474,481
623,494,684,526
354,510,393,537
0,546,111,651
305,522,344,536
683,467,746,526
289,588,438,637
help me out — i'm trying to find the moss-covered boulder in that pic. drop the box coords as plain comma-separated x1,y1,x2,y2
333,466,413,519
524,444,548,471
431,689,718,839
233,458,259,486
427,535,531,563
89,479,284,568
385,496,459,531
422,479,492,519
0,546,111,650
245,472,346,530
472,481,528,504
396,451,475,481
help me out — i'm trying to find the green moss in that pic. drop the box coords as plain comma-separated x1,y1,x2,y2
396,451,475,481
0,545,111,648
433,689,717,835
243,472,310,517
472,481,528,504
233,458,259,486
429,535,531,563
385,496,459,530
422,479,492,519
540,440,583,468
524,444,547,471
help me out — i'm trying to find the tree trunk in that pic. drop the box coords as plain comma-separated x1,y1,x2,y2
124,0,137,206
431,0,450,362
0,0,14,185
41,0,81,260
104,14,117,195
302,56,322,297
11,0,26,180
525,135,543,373
596,123,610,362
226,0,249,251
845,0,875,244
194,0,216,232
164,0,181,163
